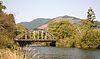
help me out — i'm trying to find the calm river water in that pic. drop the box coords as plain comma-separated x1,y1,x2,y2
23,46,100,59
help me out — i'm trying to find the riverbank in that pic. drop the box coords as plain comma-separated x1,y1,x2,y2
0,48,23,59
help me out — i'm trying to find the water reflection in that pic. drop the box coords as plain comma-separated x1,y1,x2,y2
23,46,100,59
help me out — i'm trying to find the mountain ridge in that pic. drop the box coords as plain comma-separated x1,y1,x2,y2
18,15,100,29
19,18,51,29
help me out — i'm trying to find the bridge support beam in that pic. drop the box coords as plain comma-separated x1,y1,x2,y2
17,41,32,47
50,41,56,47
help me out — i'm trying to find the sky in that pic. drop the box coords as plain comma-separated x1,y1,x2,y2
2,0,100,23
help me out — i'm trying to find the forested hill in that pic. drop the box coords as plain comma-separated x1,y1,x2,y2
19,18,51,29
19,15,81,30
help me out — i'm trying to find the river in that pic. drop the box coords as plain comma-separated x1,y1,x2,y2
23,46,100,59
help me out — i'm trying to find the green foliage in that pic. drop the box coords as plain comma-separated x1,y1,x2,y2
0,12,17,49
0,31,14,48
87,7,96,21
79,19,100,48
48,19,100,49
0,2,17,49
81,29,100,48
48,20,75,39
15,24,27,35
75,19,100,48
48,20,77,47
80,19,96,29
0,1,6,12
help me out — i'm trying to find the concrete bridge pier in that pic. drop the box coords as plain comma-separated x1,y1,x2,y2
50,41,56,47
17,41,32,47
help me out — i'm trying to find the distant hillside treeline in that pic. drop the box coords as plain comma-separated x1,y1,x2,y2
19,15,100,30
19,18,51,29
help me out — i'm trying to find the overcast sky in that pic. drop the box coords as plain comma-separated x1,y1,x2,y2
3,0,100,23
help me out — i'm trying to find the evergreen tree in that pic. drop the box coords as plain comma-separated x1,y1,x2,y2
87,7,96,22
0,1,6,12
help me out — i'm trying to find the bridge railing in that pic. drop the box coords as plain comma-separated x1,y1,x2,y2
15,29,55,41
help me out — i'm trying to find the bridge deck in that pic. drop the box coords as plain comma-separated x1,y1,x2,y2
15,39,56,42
